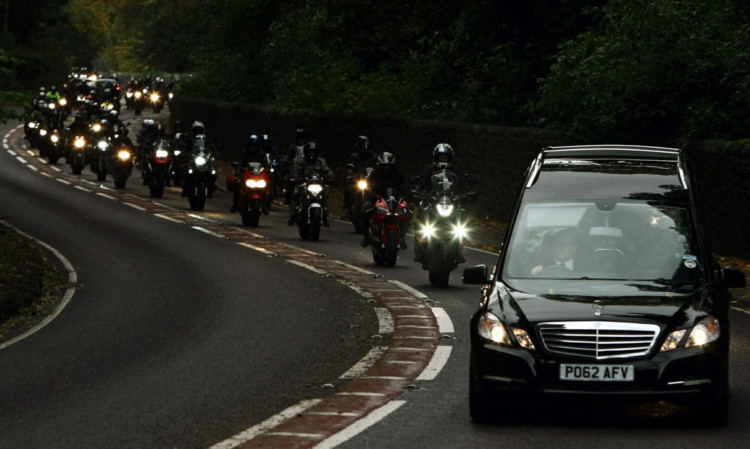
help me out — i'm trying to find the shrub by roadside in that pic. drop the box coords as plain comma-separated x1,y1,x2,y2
0,223,65,342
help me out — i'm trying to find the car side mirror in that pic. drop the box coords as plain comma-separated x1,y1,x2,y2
722,268,746,288
463,264,488,284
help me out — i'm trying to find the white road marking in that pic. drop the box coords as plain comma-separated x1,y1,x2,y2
311,400,406,449
192,226,225,239
416,346,453,381
431,307,454,334
207,399,322,449
339,346,388,379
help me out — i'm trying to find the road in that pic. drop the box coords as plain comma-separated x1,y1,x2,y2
3,105,750,449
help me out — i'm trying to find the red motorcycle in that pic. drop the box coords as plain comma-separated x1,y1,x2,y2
228,162,271,227
366,187,411,267
143,138,173,198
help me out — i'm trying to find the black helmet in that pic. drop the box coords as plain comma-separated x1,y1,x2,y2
433,143,454,169
356,135,371,153
377,151,395,166
303,142,320,163
295,129,307,143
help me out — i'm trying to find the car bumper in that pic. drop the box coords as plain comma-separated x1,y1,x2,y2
471,340,726,405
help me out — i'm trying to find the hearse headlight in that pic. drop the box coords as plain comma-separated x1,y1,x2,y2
661,329,686,351
512,328,536,350
478,313,511,345
686,316,720,348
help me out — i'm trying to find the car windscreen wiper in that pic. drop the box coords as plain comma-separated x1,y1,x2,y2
653,278,702,289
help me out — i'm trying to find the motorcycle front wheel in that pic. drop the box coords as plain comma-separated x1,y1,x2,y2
309,207,321,241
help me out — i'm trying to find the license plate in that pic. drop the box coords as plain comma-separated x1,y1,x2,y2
560,364,634,381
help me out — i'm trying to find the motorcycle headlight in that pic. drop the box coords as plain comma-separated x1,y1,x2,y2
194,156,207,167
134,91,142,99
74,138,86,148
92,123,102,133
28,122,37,129
155,149,170,159
451,222,469,240
97,140,108,150
48,103,55,110
307,183,323,194
168,92,174,99
117,150,132,161
126,92,133,98
419,222,437,239
50,134,60,143
437,203,454,217
59,98,67,106
357,179,368,191
39,129,48,136
173,150,182,157
246,179,267,189
150,93,160,102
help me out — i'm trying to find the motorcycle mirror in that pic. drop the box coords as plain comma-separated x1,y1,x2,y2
462,265,488,285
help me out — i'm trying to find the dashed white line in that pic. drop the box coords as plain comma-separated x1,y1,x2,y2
192,226,226,239
287,259,327,274
311,400,406,449
207,399,322,449
154,213,183,224
124,202,146,211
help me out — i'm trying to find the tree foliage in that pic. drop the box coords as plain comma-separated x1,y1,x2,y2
49,0,750,140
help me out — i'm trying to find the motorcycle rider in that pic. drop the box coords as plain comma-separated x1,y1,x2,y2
45,85,61,103
413,143,476,263
360,151,408,248
342,135,378,216
281,129,309,204
191,121,206,139
287,142,335,226
231,134,271,213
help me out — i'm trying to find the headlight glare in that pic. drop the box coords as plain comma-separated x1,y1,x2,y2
436,203,454,217
686,316,720,348
661,329,686,351
307,184,323,194
512,328,535,350
478,313,510,345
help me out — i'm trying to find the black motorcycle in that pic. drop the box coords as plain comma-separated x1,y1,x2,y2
38,128,65,165
109,125,134,188
67,134,89,175
413,170,477,287
344,164,373,233
142,138,174,198
183,143,217,211
293,174,330,241
88,120,112,182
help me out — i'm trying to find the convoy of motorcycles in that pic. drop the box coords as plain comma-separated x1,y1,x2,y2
21,70,478,286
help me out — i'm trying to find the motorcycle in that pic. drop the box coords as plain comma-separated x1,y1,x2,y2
184,145,217,211
366,187,411,267
293,174,329,241
133,88,146,116
413,169,477,287
345,164,373,233
142,138,173,198
148,88,164,113
88,121,111,182
24,115,42,148
38,128,65,165
67,134,89,174
228,161,270,226
109,126,134,188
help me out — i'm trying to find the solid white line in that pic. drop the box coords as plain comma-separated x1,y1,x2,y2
207,399,322,449
311,400,406,449
416,346,453,381
0,221,77,351
431,307,454,334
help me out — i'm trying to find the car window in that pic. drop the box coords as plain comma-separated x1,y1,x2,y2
503,201,702,282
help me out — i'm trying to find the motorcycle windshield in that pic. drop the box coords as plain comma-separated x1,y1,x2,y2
430,170,459,196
